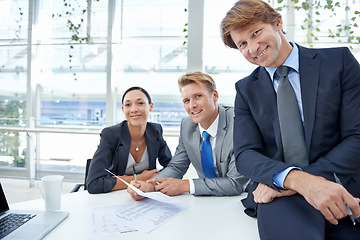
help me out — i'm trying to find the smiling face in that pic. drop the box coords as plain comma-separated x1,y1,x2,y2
122,90,153,128
180,82,219,130
229,18,292,68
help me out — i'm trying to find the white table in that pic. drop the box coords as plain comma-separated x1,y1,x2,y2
11,190,259,240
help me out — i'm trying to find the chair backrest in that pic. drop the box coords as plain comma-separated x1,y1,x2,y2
83,158,91,190
71,158,91,192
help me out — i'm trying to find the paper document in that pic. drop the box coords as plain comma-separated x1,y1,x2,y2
88,199,187,238
105,169,179,204
88,204,137,239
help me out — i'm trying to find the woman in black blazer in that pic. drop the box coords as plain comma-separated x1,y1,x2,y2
86,87,172,193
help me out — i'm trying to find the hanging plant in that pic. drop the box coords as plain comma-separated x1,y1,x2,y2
10,2,24,43
52,0,99,80
183,8,188,46
274,0,360,48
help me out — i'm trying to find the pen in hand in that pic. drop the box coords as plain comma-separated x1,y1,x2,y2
333,173,356,225
133,166,137,183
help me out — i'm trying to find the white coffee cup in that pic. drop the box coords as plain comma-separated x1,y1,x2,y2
37,175,64,211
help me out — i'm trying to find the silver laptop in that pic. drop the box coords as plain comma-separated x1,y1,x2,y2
0,182,69,240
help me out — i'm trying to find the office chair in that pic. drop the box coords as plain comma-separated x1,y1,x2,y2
70,159,91,192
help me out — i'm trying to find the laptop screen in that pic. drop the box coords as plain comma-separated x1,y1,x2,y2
0,183,10,214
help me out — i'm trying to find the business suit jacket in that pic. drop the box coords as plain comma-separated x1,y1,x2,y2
234,45,360,215
86,121,171,194
156,105,249,196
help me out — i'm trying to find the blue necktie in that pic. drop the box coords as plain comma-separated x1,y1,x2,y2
201,131,217,178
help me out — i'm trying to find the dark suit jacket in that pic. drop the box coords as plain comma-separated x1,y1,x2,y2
86,121,171,194
233,45,360,216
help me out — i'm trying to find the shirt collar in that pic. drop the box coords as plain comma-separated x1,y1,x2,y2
265,42,299,81
198,113,219,138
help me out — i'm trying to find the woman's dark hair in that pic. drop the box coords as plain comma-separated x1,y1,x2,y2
121,86,152,104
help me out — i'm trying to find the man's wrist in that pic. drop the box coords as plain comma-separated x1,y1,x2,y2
283,169,310,192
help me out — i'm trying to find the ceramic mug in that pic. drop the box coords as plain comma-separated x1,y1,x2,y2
37,175,64,211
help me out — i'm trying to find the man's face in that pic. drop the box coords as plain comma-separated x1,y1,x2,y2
230,19,288,68
180,82,218,130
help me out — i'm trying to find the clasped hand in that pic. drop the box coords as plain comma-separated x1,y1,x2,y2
254,172,360,225
252,182,296,204
127,177,190,201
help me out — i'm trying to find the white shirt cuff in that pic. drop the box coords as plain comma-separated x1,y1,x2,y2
189,179,195,194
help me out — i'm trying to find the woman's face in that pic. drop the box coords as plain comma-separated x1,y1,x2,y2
122,90,153,127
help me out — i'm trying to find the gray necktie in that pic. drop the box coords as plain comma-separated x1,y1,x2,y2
276,66,308,168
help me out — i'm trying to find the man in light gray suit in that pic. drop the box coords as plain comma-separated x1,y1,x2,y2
127,72,249,198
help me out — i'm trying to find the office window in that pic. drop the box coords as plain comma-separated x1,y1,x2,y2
115,0,188,124
0,0,28,170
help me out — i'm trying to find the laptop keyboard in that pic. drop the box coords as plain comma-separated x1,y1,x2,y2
0,213,36,239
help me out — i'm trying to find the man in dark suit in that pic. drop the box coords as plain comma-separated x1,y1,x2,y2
220,0,360,239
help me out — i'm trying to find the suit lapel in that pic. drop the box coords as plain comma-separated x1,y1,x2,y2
145,125,159,170
215,106,226,170
189,123,201,165
298,45,320,151
116,122,131,175
253,68,282,148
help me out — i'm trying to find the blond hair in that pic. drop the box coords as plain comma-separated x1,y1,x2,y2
178,72,216,93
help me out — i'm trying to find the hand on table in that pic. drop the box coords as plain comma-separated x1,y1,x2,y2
284,170,360,225
147,177,190,196
127,180,155,201
252,182,296,203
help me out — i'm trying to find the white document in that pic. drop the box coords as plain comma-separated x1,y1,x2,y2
88,203,137,239
115,198,187,233
88,199,187,238
105,168,179,204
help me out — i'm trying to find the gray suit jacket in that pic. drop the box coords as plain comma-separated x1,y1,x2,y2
156,105,249,196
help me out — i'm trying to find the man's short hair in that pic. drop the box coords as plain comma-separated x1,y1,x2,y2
178,72,216,93
220,0,282,49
